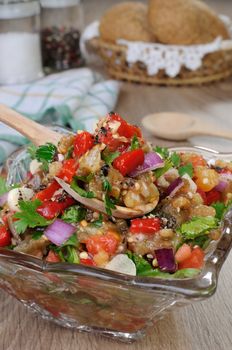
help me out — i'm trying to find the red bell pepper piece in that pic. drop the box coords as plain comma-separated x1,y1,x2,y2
37,197,75,220
0,224,11,247
109,113,142,139
34,180,60,202
197,188,207,205
130,218,161,235
178,246,204,270
73,131,94,158
58,159,79,184
113,149,144,176
205,189,221,205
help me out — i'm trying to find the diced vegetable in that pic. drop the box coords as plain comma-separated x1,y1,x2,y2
113,149,145,176
129,152,164,177
105,254,136,276
155,248,176,273
34,180,60,201
178,246,204,269
86,232,119,255
175,244,192,263
166,177,184,198
58,159,79,183
0,224,11,247
44,219,76,246
130,218,161,234
46,250,61,262
73,131,94,158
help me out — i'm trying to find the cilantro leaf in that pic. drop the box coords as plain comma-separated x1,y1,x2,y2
13,199,51,234
27,144,37,159
32,231,44,240
61,205,86,223
75,173,94,184
178,163,193,178
71,179,95,198
104,193,116,216
35,143,57,163
178,216,218,240
130,135,140,150
102,151,120,165
62,233,79,248
154,146,169,159
91,213,103,228
211,200,232,221
170,152,181,167
102,178,112,192
127,252,151,274
154,158,172,178
0,177,8,196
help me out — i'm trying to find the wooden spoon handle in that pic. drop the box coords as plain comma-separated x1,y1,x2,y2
0,104,61,146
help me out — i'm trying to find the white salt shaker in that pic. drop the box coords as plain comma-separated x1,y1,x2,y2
0,0,44,85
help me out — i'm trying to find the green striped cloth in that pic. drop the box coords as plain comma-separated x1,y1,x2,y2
0,68,120,163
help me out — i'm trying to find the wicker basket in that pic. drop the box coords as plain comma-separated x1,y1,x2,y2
90,38,232,85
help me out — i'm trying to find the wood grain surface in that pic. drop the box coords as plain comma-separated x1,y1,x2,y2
1,1,232,349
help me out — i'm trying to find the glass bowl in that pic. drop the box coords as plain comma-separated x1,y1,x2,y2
0,142,232,343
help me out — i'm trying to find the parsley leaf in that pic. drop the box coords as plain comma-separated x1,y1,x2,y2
102,151,120,165
104,193,116,216
178,163,193,178
170,152,181,167
130,135,140,150
211,200,232,220
27,144,37,159
13,199,51,234
35,143,57,163
32,231,44,240
102,178,112,192
61,205,86,223
91,213,103,228
71,179,95,198
154,146,169,159
127,252,151,274
75,173,94,184
154,158,172,178
0,177,8,196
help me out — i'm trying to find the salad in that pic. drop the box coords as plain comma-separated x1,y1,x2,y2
0,112,231,278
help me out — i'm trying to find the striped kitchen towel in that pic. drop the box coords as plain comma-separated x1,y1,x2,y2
0,68,120,163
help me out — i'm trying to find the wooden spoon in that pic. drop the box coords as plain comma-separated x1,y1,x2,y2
0,104,158,218
142,112,232,141
0,104,61,146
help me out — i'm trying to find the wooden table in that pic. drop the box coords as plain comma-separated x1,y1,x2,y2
1,1,232,349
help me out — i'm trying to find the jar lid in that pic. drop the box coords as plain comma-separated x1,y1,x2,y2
40,0,80,9
0,0,40,19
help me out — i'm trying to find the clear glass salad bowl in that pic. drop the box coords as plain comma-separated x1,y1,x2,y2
0,141,232,343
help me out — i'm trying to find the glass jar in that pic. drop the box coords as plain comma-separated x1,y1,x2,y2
0,0,43,85
40,0,84,73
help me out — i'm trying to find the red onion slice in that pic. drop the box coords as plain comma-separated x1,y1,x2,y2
129,152,164,177
44,219,76,246
155,248,177,273
166,177,184,198
0,192,8,207
214,180,228,192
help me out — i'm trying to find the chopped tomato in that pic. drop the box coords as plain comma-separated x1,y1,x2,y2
175,244,192,263
73,131,94,158
195,167,219,192
206,189,221,205
37,197,75,219
0,224,11,247
58,159,79,183
98,130,123,152
178,246,204,269
46,250,61,263
34,180,60,201
109,113,142,139
80,257,96,266
113,149,144,176
130,218,161,235
197,188,207,205
86,232,119,255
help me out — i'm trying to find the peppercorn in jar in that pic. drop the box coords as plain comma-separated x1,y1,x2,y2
40,0,84,73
